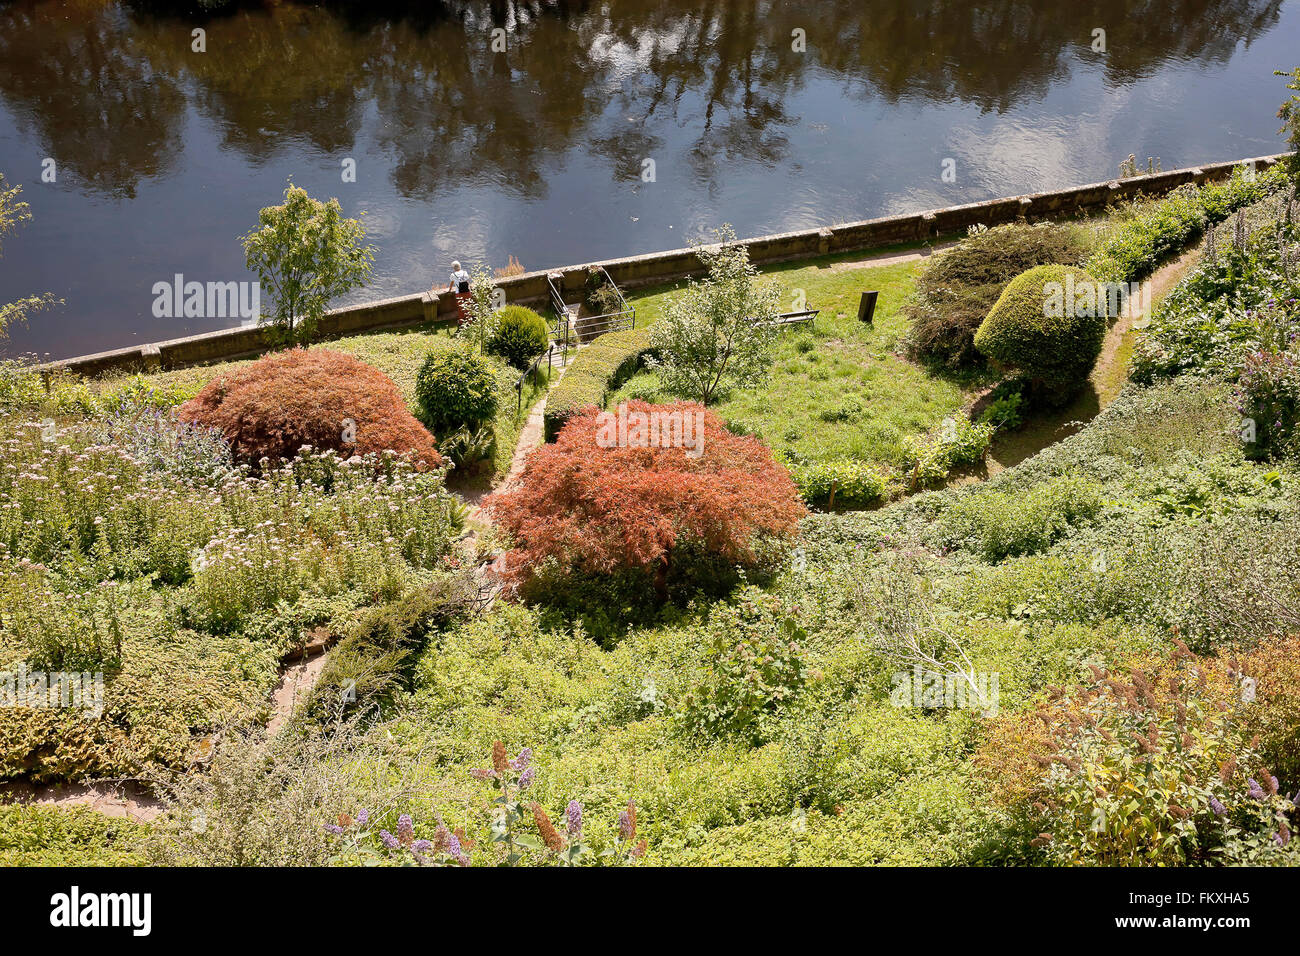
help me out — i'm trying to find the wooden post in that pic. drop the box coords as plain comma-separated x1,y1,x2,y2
858,291,879,324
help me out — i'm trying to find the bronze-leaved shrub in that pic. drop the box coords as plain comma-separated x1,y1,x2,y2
179,348,440,468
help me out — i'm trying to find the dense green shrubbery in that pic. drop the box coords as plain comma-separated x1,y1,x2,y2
307,574,478,721
1086,164,1288,282
1133,215,1300,384
415,345,501,434
783,455,891,509
904,222,1092,371
977,379,1027,430
488,305,550,370
0,805,147,867
1239,347,1300,460
680,590,808,745
939,474,1105,561
0,409,465,783
543,326,655,439
974,264,1107,393
900,415,996,488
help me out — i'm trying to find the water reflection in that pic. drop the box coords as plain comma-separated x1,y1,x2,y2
0,0,1291,358
0,0,1285,200
0,0,187,199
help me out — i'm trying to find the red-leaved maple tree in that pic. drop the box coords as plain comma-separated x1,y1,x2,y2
485,401,805,598
179,347,441,469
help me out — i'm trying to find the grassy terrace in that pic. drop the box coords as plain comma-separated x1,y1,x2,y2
4,161,1300,868
616,250,972,467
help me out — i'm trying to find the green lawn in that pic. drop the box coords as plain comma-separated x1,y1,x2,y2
612,248,972,467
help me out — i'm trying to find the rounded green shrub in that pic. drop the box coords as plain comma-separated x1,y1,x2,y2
973,264,1107,392
415,346,500,433
904,222,1091,371
488,305,550,370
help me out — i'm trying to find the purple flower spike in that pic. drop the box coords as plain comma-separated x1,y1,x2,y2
412,839,432,852
566,800,583,839
324,824,344,835
618,810,633,839
355,809,369,826
509,747,533,772
397,814,415,842
380,829,400,850
1248,778,1266,801
518,767,535,789
1209,796,1227,817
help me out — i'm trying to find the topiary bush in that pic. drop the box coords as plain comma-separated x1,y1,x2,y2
544,326,656,440
904,223,1092,371
178,348,441,468
414,345,501,435
488,305,551,370
973,264,1107,395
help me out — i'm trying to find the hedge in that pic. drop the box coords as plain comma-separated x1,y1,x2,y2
544,326,656,440
1085,164,1288,283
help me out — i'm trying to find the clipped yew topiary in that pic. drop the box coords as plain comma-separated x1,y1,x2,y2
488,305,550,369
178,348,441,468
414,345,501,434
543,326,656,440
904,222,1091,371
973,264,1107,394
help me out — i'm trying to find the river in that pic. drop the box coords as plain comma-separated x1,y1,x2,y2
0,0,1295,360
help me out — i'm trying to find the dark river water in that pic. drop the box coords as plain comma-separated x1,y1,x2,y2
0,0,1296,361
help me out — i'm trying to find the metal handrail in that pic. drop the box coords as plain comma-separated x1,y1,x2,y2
514,341,564,414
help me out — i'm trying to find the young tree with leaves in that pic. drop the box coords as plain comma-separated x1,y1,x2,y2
241,181,375,343
455,264,499,353
648,225,781,405
0,175,60,337
1278,67,1300,177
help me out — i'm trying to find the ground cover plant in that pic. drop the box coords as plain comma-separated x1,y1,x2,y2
5,166,1300,868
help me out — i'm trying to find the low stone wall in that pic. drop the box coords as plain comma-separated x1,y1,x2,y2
45,152,1290,378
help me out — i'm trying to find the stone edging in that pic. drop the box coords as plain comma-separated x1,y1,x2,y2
44,152,1291,377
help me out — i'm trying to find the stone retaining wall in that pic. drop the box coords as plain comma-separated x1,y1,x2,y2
46,152,1290,377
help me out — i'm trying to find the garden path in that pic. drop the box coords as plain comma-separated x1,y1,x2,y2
5,242,1200,825
982,247,1201,475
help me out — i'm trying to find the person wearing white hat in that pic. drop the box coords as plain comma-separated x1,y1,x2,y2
447,260,471,294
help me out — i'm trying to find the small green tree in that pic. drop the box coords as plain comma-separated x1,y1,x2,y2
0,175,60,337
1277,67,1300,177
455,264,499,353
648,225,780,405
241,181,375,343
